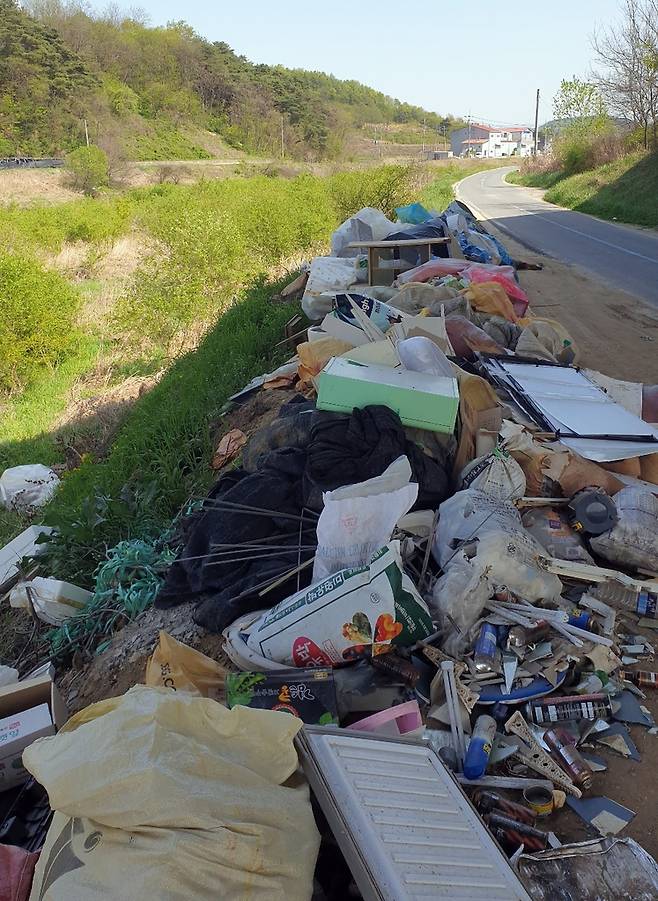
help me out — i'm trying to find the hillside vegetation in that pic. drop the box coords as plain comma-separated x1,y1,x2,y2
0,160,496,576
509,151,658,229
1,0,462,161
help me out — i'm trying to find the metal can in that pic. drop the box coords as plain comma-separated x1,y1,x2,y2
620,670,658,690
526,693,613,724
474,623,500,674
508,620,551,649
543,727,593,790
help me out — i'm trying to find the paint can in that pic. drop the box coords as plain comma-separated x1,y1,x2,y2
522,785,554,817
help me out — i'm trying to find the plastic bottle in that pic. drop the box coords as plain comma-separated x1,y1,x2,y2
463,714,497,780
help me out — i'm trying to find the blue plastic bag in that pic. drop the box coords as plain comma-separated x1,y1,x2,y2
395,203,432,225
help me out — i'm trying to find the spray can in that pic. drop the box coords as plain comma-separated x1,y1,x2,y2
620,670,658,690
543,727,593,790
526,693,613,724
508,620,551,649
485,813,549,853
567,611,599,633
474,624,500,674
463,714,497,780
472,790,536,825
636,590,657,618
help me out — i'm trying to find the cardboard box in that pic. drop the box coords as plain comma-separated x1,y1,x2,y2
0,673,67,792
317,357,459,433
0,703,54,790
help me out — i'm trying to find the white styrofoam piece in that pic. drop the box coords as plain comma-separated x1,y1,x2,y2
301,729,531,900
0,525,54,591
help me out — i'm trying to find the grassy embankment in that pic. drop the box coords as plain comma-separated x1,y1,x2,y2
0,161,494,578
507,151,658,229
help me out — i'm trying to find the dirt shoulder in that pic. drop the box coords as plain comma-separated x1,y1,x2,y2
496,225,658,383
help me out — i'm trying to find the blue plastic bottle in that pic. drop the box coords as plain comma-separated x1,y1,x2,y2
463,714,497,780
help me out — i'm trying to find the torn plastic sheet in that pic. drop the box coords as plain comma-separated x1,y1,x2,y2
518,837,658,901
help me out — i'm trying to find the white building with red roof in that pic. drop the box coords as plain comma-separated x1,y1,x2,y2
451,123,534,158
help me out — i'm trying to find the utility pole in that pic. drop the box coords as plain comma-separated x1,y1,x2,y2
84,118,90,147
422,117,426,155
467,114,472,158
533,89,540,155
280,114,285,159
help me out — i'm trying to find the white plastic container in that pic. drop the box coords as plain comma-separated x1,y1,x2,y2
10,577,92,625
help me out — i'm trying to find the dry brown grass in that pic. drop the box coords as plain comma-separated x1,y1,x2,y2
0,169,78,206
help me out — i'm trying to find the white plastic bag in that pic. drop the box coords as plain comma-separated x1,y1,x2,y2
331,207,396,258
301,256,357,319
591,487,658,572
459,449,526,500
0,464,59,511
430,558,493,655
398,336,454,378
313,456,418,582
433,488,563,603
25,686,319,901
10,577,92,625
247,542,433,667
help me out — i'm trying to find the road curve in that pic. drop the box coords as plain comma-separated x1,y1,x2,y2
456,166,658,309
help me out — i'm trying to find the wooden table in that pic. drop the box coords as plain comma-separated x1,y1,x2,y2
348,237,452,286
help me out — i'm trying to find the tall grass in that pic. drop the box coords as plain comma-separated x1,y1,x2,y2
508,150,658,229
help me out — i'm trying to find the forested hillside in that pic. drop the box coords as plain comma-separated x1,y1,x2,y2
1,0,461,160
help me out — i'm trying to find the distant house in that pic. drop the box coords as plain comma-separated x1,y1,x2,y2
451,123,534,158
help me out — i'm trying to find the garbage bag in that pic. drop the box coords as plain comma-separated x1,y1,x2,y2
522,507,594,564
464,264,529,316
397,336,453,377
445,315,506,360
331,207,396,258
145,631,227,698
590,487,658,573
433,488,563,603
25,686,320,901
465,282,518,322
395,202,433,225
301,256,357,319
430,558,494,656
459,449,526,500
247,542,433,667
0,464,59,512
313,456,418,582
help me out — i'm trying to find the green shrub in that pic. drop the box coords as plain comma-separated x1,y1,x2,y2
114,165,417,346
66,146,110,195
0,253,80,392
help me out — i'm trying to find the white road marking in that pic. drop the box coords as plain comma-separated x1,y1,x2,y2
506,204,658,265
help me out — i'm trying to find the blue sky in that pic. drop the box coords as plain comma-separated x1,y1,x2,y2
98,0,624,126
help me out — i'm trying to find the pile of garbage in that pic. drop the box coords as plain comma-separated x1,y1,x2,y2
3,199,658,900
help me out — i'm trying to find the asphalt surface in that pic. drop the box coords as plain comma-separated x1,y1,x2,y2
457,166,658,309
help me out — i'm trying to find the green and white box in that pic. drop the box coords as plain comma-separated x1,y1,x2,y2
317,357,459,433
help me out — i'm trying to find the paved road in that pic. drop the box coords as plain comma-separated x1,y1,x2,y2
457,166,658,308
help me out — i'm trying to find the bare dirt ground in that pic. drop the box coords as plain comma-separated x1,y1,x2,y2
498,226,658,382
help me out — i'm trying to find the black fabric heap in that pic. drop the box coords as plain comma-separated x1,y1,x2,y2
308,406,450,510
157,404,451,633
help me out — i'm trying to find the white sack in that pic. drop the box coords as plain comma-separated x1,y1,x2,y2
313,456,418,582
0,464,59,511
331,207,396,258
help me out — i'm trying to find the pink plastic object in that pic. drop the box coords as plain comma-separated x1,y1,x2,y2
348,700,422,736
398,259,469,283
465,264,529,315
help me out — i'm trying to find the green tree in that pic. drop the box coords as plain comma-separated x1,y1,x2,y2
65,144,109,194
